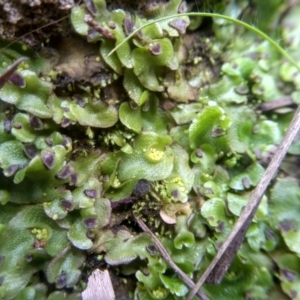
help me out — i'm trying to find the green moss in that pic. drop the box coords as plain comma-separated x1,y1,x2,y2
0,0,299,298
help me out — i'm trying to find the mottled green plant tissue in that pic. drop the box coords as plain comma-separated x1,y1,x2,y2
0,0,299,299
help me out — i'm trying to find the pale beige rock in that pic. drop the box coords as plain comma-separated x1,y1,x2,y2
82,269,115,300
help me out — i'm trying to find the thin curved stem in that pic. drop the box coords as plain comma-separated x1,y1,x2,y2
109,12,300,72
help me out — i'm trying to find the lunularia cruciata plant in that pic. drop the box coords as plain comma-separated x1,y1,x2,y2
0,0,300,299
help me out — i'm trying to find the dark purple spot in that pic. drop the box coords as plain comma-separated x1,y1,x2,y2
84,217,98,228
41,151,55,169
0,255,5,268
87,28,101,43
196,148,203,158
171,189,180,200
205,188,213,195
290,290,297,298
7,164,20,176
281,268,297,281
110,197,137,209
56,164,72,179
146,2,159,13
25,254,33,262
211,127,224,138
9,72,25,88
146,244,157,255
265,229,275,241
149,42,162,56
45,137,53,147
61,118,70,128
132,179,151,197
141,268,150,276
107,21,116,30
87,231,95,239
12,122,22,129
254,149,262,159
85,0,97,15
73,94,85,107
4,119,11,132
56,271,67,289
123,17,134,36
23,144,37,159
103,175,110,182
217,221,225,233
129,101,138,110
61,199,73,211
279,219,297,232
84,189,97,198
178,2,187,13
169,19,188,34
0,57,27,89
242,177,251,189
61,136,72,148
234,86,249,95
70,173,78,186
252,125,259,134
30,115,43,130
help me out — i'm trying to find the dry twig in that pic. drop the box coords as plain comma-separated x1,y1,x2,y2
187,105,300,299
134,216,209,300
0,57,28,89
